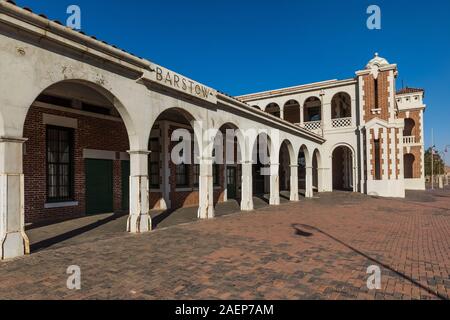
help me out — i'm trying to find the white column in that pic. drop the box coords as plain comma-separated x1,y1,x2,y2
223,164,228,202
300,105,305,126
322,102,332,132
420,110,425,183
319,91,326,135
382,128,388,180
360,129,367,193
269,163,280,205
0,137,29,260
366,130,373,182
351,98,357,128
280,107,285,120
240,161,254,211
305,166,314,198
198,157,214,219
290,165,299,201
127,150,152,233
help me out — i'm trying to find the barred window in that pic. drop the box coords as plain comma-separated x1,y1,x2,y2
148,138,160,188
46,126,74,202
193,164,200,187
176,164,189,187
213,164,220,186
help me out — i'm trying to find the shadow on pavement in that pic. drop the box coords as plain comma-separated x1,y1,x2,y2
296,223,447,300
30,212,128,253
292,224,313,237
29,200,245,253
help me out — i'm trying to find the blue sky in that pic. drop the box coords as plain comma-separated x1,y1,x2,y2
16,0,450,163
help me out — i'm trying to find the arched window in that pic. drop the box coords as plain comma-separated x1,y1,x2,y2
403,118,415,137
404,154,415,179
331,93,352,119
265,103,280,118
283,100,300,124
303,97,322,122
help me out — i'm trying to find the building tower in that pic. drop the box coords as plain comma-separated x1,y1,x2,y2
356,53,406,197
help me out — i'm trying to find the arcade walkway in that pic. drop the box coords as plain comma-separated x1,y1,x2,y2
26,194,292,253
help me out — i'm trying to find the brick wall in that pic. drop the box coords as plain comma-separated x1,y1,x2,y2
168,125,224,210
149,192,163,210
23,108,239,225
364,71,395,181
398,110,422,142
23,106,129,224
398,110,423,179
363,72,391,122
403,146,422,179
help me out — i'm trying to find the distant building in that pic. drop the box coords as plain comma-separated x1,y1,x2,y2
239,54,427,197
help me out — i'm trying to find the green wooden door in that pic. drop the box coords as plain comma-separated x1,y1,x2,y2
227,167,237,199
121,160,130,210
85,159,113,215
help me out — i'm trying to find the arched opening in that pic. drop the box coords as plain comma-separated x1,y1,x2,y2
298,145,309,197
332,146,354,191
331,93,352,128
312,149,320,192
265,103,281,118
331,93,352,119
23,80,133,251
279,140,294,200
284,100,300,124
403,118,416,137
303,97,322,133
404,153,415,179
304,97,321,122
148,108,200,225
214,123,244,207
252,133,271,204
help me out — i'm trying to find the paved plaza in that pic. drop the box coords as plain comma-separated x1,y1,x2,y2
0,187,449,300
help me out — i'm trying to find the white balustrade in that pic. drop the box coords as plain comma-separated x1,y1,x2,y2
332,117,352,128
403,136,416,145
303,121,322,132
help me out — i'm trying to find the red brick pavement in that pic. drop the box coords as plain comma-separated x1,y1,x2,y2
0,189,449,300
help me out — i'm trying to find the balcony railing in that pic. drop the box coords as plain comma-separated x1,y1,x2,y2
403,136,416,145
303,120,322,132
332,117,352,128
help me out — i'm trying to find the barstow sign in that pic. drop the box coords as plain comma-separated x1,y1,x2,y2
144,64,217,104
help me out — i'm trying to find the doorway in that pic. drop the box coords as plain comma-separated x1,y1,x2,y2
85,159,113,215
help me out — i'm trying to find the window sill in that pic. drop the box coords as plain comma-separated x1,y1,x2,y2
44,201,79,209
175,187,193,192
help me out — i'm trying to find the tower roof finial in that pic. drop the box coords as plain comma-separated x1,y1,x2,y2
366,53,389,69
